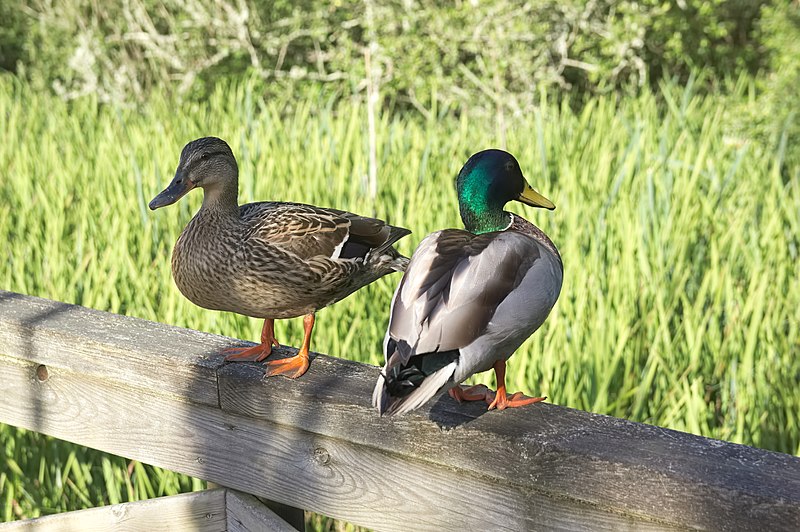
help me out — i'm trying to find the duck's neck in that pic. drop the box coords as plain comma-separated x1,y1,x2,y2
457,171,513,234
459,202,512,234
200,181,240,218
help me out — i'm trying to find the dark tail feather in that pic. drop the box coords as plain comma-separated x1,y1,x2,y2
369,225,411,272
374,225,411,255
373,345,459,416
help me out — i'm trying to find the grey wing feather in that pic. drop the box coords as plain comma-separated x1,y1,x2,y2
386,229,541,363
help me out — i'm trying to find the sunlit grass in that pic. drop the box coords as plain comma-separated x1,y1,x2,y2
1,74,798,525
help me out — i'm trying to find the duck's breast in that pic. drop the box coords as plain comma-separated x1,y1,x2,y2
170,220,237,311
453,239,562,382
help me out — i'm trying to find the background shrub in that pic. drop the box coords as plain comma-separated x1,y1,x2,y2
0,0,779,113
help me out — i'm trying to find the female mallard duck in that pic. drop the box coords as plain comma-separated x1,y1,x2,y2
150,137,410,379
373,149,562,415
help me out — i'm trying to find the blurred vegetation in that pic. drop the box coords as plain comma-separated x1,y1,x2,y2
0,1,780,106
1,1,799,529
3,1,798,166
736,1,800,171
1,74,798,525
0,426,204,522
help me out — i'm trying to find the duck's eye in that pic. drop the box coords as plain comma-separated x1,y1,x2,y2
200,153,210,160
505,161,514,171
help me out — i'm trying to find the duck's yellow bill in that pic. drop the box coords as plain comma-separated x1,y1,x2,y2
517,183,555,210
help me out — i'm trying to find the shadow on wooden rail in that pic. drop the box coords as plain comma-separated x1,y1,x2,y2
0,290,798,531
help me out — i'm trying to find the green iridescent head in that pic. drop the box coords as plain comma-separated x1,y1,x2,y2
455,149,555,234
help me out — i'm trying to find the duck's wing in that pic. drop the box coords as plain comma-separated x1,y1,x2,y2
386,229,540,355
374,229,544,415
240,202,409,262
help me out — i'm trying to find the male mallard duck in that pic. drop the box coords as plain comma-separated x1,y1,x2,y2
150,137,410,378
372,149,562,415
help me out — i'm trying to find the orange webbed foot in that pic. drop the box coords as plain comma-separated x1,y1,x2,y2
448,384,493,403
263,352,310,379
487,390,546,411
483,359,546,411
263,313,314,379
223,319,279,363
223,342,276,363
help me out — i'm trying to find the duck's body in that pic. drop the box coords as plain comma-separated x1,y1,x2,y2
373,150,562,416
389,216,562,383
151,137,409,378
172,201,407,319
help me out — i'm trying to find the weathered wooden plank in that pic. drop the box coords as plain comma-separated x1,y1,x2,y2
218,359,800,531
0,488,226,532
0,354,669,531
0,291,798,531
226,490,300,532
0,290,228,407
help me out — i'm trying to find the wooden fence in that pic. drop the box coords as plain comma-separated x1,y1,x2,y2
0,487,299,532
0,290,798,531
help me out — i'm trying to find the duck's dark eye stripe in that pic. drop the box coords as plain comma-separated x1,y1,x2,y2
184,150,227,173
200,150,226,161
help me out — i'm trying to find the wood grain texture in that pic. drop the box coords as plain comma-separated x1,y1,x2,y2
0,291,799,531
218,361,800,531
226,490,300,532
0,355,667,531
0,290,229,406
0,488,226,532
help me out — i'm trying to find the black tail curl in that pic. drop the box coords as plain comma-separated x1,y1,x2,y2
382,340,460,399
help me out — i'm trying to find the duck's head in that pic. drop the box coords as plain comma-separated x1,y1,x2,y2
456,149,554,234
149,137,238,210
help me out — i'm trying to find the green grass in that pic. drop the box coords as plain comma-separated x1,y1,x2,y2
1,74,798,525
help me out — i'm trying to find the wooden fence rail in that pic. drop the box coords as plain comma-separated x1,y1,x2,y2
0,487,297,532
0,290,798,531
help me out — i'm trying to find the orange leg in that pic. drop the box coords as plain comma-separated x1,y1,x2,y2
448,384,493,403
264,313,313,379
223,319,280,363
486,360,546,411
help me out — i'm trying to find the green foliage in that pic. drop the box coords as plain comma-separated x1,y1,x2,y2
0,74,798,526
0,2,29,73
639,0,763,80
0,426,204,521
1,0,773,111
732,1,800,172
2,2,797,528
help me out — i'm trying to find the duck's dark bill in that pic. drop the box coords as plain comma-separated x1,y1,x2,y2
149,173,195,210
517,183,555,210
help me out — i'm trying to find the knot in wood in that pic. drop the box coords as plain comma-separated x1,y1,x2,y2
35,364,48,382
313,447,330,466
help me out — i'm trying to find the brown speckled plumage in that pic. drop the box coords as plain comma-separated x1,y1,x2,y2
172,201,409,319
151,136,409,325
